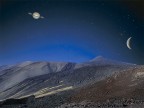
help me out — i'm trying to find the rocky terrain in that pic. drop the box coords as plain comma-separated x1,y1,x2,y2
0,56,144,108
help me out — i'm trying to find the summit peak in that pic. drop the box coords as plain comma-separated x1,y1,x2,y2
90,56,105,62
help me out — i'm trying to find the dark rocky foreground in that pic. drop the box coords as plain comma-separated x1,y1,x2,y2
58,99,144,108
0,94,144,108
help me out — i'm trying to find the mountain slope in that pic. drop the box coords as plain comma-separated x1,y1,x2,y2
0,57,136,100
0,61,75,92
70,65,144,102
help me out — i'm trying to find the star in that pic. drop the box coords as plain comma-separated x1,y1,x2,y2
120,33,123,36
127,14,130,19
132,19,135,22
101,3,105,6
90,22,94,25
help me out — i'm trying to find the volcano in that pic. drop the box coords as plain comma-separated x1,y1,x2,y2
0,57,143,108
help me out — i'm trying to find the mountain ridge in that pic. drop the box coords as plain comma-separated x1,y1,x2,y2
0,56,136,69
0,56,138,101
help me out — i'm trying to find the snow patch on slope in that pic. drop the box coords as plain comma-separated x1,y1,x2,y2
135,72,144,78
17,61,33,67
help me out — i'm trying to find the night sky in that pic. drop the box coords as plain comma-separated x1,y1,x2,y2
0,0,144,65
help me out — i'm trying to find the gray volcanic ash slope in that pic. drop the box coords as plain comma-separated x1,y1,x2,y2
0,57,143,108
59,65,144,108
70,65,144,102
0,61,74,92
0,57,136,100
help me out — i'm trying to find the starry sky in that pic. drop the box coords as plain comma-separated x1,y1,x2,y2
0,0,144,65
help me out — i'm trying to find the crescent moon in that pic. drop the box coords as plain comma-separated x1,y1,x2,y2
126,37,132,49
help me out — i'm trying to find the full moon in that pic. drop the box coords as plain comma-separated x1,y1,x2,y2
33,12,40,19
